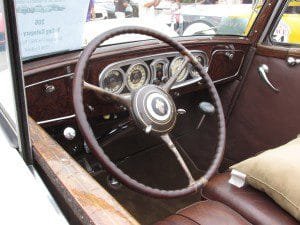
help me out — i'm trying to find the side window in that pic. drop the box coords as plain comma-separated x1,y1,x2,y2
271,0,300,45
0,2,17,124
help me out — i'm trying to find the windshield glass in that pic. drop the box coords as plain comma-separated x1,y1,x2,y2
15,0,264,60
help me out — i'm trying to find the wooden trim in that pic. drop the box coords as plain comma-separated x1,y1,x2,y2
23,37,250,76
288,48,300,58
28,117,140,225
257,44,300,59
248,0,280,45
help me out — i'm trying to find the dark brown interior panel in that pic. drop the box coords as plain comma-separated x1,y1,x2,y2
225,54,300,163
24,42,249,124
208,50,245,81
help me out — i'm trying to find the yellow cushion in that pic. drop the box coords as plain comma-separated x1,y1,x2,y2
231,137,300,221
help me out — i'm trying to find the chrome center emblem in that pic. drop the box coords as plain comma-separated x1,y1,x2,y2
152,97,168,116
146,92,172,122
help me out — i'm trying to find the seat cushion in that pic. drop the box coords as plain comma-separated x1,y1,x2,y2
154,200,251,225
231,137,300,221
202,173,299,225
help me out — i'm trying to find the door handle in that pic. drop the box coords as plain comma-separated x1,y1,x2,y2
287,57,300,67
258,64,280,93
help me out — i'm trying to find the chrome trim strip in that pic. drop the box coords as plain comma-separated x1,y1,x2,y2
25,73,74,88
98,50,208,92
171,76,202,89
37,114,75,125
0,103,18,148
260,0,288,45
209,49,245,80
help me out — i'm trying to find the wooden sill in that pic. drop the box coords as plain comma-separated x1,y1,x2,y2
28,117,139,225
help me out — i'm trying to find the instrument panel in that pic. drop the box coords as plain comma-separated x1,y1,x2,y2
98,51,208,94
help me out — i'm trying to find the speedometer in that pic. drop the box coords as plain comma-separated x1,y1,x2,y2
126,63,150,91
100,69,125,93
169,57,188,83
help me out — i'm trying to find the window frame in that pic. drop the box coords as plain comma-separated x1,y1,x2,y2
1,0,32,164
268,0,300,48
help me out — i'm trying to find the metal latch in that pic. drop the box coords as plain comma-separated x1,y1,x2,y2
258,64,280,93
287,57,300,67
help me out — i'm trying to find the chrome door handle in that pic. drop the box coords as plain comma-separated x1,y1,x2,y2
258,64,280,93
287,57,300,67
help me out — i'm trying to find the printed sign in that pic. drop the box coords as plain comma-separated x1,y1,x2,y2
15,0,89,58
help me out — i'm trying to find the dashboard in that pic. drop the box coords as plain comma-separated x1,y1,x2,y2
98,51,208,94
24,42,247,126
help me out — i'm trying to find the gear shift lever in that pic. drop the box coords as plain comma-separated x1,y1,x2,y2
196,102,215,129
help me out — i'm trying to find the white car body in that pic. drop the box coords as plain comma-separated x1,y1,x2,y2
83,18,179,45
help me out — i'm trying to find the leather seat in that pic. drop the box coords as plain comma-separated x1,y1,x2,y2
202,172,299,225
154,200,251,225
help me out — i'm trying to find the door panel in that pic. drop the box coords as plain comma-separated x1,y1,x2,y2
225,51,300,163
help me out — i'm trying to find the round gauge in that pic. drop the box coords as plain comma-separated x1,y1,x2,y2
126,63,150,91
190,54,207,78
100,69,125,93
169,57,189,83
155,63,164,81
150,58,169,85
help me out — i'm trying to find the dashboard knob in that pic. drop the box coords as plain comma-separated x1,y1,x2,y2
63,127,76,140
198,102,215,115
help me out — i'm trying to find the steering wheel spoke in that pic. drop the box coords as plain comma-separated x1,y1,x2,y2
163,55,190,92
161,133,195,185
84,81,131,108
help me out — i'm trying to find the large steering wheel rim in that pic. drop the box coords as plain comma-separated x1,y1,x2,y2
73,26,226,198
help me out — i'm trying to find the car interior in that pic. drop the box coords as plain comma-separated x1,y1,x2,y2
20,0,300,225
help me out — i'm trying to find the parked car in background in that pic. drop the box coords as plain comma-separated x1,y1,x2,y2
217,0,300,43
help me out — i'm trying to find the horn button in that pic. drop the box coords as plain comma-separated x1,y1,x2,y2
132,85,177,134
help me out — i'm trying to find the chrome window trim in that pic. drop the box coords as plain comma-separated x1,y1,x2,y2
267,0,300,47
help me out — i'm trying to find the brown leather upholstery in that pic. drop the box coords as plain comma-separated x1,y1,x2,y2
154,200,251,225
154,215,198,225
202,173,299,225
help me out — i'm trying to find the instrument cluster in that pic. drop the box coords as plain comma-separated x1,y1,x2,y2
98,51,208,94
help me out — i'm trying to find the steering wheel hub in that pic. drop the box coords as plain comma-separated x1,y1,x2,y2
132,85,177,134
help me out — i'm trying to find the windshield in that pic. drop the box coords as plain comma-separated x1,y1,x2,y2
15,0,264,60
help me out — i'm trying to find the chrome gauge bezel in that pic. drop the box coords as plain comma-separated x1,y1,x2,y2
97,50,209,93
169,56,189,83
189,52,209,79
99,68,126,94
150,58,169,84
126,61,151,91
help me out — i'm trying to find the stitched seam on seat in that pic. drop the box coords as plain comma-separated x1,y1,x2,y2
248,175,300,211
176,200,208,214
176,213,202,225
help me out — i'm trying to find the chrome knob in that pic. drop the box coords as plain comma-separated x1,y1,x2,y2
63,127,76,140
287,57,300,67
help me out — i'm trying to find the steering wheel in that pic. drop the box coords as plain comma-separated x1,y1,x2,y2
73,26,226,198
